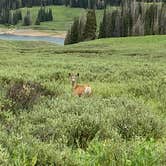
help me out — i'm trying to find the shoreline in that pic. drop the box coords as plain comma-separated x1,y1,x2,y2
0,28,66,38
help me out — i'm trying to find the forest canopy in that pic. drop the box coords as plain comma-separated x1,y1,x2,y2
0,0,165,10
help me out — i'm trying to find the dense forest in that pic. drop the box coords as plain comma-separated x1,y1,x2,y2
99,1,166,38
0,0,120,10
65,0,166,44
0,0,165,35
0,0,165,10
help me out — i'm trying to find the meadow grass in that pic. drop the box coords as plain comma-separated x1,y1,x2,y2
5,6,104,32
0,35,166,165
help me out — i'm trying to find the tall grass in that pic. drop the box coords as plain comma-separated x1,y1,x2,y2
0,35,166,165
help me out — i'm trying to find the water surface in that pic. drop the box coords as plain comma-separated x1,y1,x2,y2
0,34,64,45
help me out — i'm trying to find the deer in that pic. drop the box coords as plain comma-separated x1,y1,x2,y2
69,73,92,97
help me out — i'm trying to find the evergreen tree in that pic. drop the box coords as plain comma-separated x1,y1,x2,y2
64,29,71,45
23,10,32,26
98,0,166,38
82,9,97,41
159,3,166,34
78,14,87,42
8,12,13,25
65,17,80,44
35,17,40,25
16,10,22,20
0,0,165,11
110,9,121,37
48,8,53,21
121,0,133,36
0,9,10,24
99,8,107,38
36,7,53,22
13,12,19,25
144,4,157,35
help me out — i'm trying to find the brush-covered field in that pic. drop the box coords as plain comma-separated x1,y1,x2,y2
0,35,166,165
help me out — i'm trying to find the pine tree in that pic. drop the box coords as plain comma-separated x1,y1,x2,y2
64,17,80,44
78,13,86,42
48,8,53,21
82,9,97,41
144,4,157,35
13,12,19,25
159,3,166,34
36,7,53,22
69,17,80,44
64,29,71,45
17,10,22,20
35,17,40,25
23,10,32,26
110,10,121,37
8,12,13,25
99,8,107,38
98,0,166,38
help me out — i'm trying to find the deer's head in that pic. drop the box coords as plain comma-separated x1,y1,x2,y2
69,73,79,87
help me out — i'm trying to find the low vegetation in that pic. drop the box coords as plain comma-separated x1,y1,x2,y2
0,35,165,165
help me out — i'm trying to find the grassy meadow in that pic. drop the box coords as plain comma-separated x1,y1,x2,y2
0,35,166,165
7,6,104,32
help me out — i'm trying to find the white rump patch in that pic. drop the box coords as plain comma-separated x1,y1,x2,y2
84,87,92,95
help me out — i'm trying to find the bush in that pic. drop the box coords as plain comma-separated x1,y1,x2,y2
31,120,65,143
3,80,56,111
70,138,166,166
71,139,127,166
0,145,9,165
110,98,165,140
157,78,166,105
127,138,165,166
67,114,100,149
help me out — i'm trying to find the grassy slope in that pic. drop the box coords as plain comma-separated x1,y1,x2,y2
0,35,166,165
6,6,103,31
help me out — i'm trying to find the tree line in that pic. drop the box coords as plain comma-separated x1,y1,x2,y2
1,0,165,25
99,0,166,38
1,0,165,11
0,0,116,10
0,6,53,26
65,10,97,44
65,0,166,44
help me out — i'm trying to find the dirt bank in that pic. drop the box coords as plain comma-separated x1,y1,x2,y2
0,28,66,38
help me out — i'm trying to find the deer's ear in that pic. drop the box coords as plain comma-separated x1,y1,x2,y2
77,73,79,77
68,73,71,77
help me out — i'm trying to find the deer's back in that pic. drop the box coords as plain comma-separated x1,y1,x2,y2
74,84,92,97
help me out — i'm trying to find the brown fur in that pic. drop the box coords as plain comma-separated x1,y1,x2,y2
69,73,92,97
73,84,91,97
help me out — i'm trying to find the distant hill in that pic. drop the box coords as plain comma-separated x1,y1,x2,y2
0,6,104,32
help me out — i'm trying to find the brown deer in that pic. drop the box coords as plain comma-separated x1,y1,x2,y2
69,73,92,97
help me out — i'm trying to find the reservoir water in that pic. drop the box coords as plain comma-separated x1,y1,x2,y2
0,34,64,45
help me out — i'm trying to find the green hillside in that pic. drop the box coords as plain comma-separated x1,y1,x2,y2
8,6,103,31
0,35,166,165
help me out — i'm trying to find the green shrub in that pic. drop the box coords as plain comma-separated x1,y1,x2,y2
110,98,165,140
67,114,100,149
65,138,166,166
71,139,127,166
127,139,164,166
157,78,166,110
0,145,9,166
3,80,56,111
31,120,65,143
